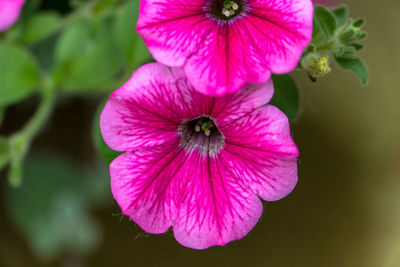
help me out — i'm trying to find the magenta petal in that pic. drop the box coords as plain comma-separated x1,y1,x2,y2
137,0,313,96
184,21,272,96
248,0,314,73
110,144,182,234
100,63,274,152
0,0,25,32
222,105,299,201
173,152,263,249
137,0,212,67
211,79,274,126
100,64,182,151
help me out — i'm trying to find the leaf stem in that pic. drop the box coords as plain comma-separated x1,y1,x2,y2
8,77,56,186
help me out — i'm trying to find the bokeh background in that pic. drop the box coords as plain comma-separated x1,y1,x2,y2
1,0,399,266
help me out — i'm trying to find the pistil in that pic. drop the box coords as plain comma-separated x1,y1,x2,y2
222,1,239,18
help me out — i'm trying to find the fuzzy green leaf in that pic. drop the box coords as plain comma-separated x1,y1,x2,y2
270,74,300,121
353,18,365,27
332,5,348,27
314,5,337,38
335,56,369,85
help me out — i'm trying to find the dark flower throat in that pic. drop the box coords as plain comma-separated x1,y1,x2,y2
178,116,225,157
207,0,244,21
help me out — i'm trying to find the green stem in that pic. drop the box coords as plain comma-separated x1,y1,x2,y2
8,78,56,186
20,81,56,142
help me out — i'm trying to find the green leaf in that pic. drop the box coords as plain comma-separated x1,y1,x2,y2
0,137,10,171
19,12,61,45
6,153,102,261
314,5,337,39
353,18,365,27
335,45,357,59
311,19,325,47
114,0,152,69
270,74,300,121
332,5,348,27
92,99,122,164
335,56,369,85
0,44,40,107
351,43,363,51
54,20,88,67
54,18,123,91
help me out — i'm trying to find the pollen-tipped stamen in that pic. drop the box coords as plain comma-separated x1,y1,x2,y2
222,1,240,17
178,116,225,157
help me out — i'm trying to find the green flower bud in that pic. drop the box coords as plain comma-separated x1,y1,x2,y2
301,53,331,78
337,18,366,44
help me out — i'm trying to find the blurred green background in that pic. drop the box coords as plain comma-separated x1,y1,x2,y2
1,0,399,266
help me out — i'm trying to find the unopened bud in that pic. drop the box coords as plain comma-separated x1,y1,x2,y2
301,53,331,78
338,18,366,43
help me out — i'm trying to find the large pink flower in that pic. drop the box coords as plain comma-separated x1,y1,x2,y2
100,63,299,249
137,0,313,96
0,0,25,32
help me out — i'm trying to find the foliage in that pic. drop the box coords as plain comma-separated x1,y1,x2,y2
304,5,368,84
0,0,152,181
6,153,110,262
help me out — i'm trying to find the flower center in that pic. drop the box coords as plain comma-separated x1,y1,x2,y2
222,0,239,18
178,116,225,157
207,0,244,21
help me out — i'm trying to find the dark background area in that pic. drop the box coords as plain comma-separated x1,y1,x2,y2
1,0,400,266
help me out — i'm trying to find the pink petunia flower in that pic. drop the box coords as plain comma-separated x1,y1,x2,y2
100,63,299,249
0,0,25,32
137,0,313,96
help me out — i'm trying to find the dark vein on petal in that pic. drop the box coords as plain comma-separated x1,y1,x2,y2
126,133,194,211
137,13,205,30
247,12,300,37
207,138,223,239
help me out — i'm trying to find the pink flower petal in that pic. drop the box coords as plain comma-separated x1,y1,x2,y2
100,64,274,151
137,0,211,67
0,0,25,32
173,151,263,249
184,20,272,96
221,105,299,201
100,63,183,151
248,0,314,73
110,145,263,249
137,0,313,95
110,144,182,234
211,79,274,126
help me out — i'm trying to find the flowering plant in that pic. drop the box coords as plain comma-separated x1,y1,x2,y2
0,0,369,260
